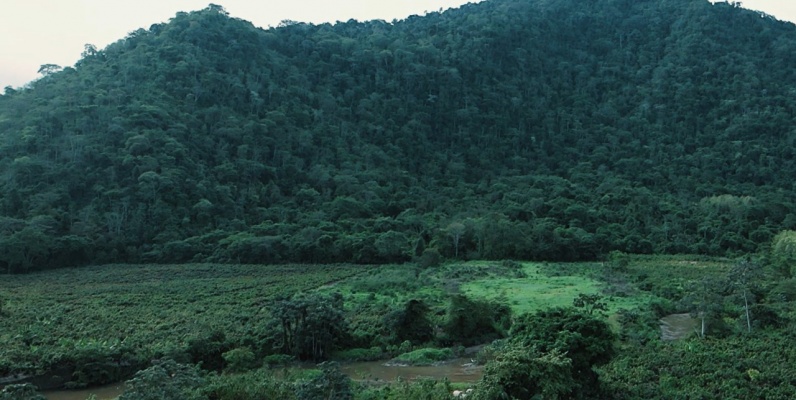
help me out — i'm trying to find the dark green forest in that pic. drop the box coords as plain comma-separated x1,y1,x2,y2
2,0,796,272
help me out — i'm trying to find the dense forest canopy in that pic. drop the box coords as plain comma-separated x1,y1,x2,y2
2,0,796,271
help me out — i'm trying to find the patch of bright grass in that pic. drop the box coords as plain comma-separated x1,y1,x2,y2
392,348,454,365
461,262,653,315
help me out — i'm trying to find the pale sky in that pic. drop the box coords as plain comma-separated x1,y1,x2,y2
1,0,794,89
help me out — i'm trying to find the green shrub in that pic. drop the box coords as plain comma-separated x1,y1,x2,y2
392,348,454,365
769,278,796,302
330,347,384,362
0,384,45,400
222,347,257,372
419,248,442,268
119,359,205,400
203,369,296,400
263,354,294,367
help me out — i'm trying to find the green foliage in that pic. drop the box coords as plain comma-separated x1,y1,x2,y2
222,347,257,373
769,278,796,302
383,299,434,345
0,263,368,382
392,348,454,366
294,361,352,400
607,250,630,272
418,248,442,268
356,378,453,400
601,331,796,399
187,331,229,371
270,292,349,361
203,368,296,400
2,0,796,272
509,308,616,397
471,346,574,400
442,294,511,346
330,347,384,362
770,230,796,277
0,384,45,400
680,277,725,338
572,293,608,315
120,359,206,400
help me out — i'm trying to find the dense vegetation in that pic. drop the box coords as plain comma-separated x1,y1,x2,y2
1,255,795,398
3,0,796,398
3,0,796,272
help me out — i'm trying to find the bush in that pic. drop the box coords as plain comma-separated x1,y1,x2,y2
203,369,296,400
119,359,205,400
263,354,294,367
0,384,45,400
331,347,384,362
222,347,257,372
294,362,351,400
769,278,796,302
419,248,442,268
392,348,454,365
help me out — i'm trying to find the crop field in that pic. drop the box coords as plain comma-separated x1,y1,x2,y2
0,263,373,376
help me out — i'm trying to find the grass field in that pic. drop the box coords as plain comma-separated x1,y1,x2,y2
461,262,653,314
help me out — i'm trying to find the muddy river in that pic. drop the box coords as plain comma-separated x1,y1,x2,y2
42,358,482,400
43,383,125,400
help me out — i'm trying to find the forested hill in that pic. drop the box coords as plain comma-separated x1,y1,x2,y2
2,0,796,272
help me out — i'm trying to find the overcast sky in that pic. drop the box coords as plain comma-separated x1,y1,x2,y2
1,0,794,89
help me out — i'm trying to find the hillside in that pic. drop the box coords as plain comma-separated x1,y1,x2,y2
2,0,796,271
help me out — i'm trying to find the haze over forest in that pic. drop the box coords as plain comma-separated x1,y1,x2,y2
2,0,796,272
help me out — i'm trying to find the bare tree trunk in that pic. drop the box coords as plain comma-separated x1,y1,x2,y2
744,290,751,333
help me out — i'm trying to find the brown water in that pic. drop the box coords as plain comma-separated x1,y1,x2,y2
43,383,124,400
341,358,484,383
660,313,699,340
42,359,482,399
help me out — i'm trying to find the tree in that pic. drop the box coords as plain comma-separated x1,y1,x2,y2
445,222,466,258
770,230,796,278
0,226,51,273
0,384,45,400
37,63,62,76
473,346,574,400
682,277,724,338
222,347,256,372
271,293,349,361
728,258,761,333
294,361,352,400
119,359,205,400
374,230,410,262
443,294,510,346
384,299,434,344
509,308,616,398
572,293,608,315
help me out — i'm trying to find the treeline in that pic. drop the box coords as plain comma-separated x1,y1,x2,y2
2,0,796,272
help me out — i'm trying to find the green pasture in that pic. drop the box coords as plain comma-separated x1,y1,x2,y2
459,262,653,315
